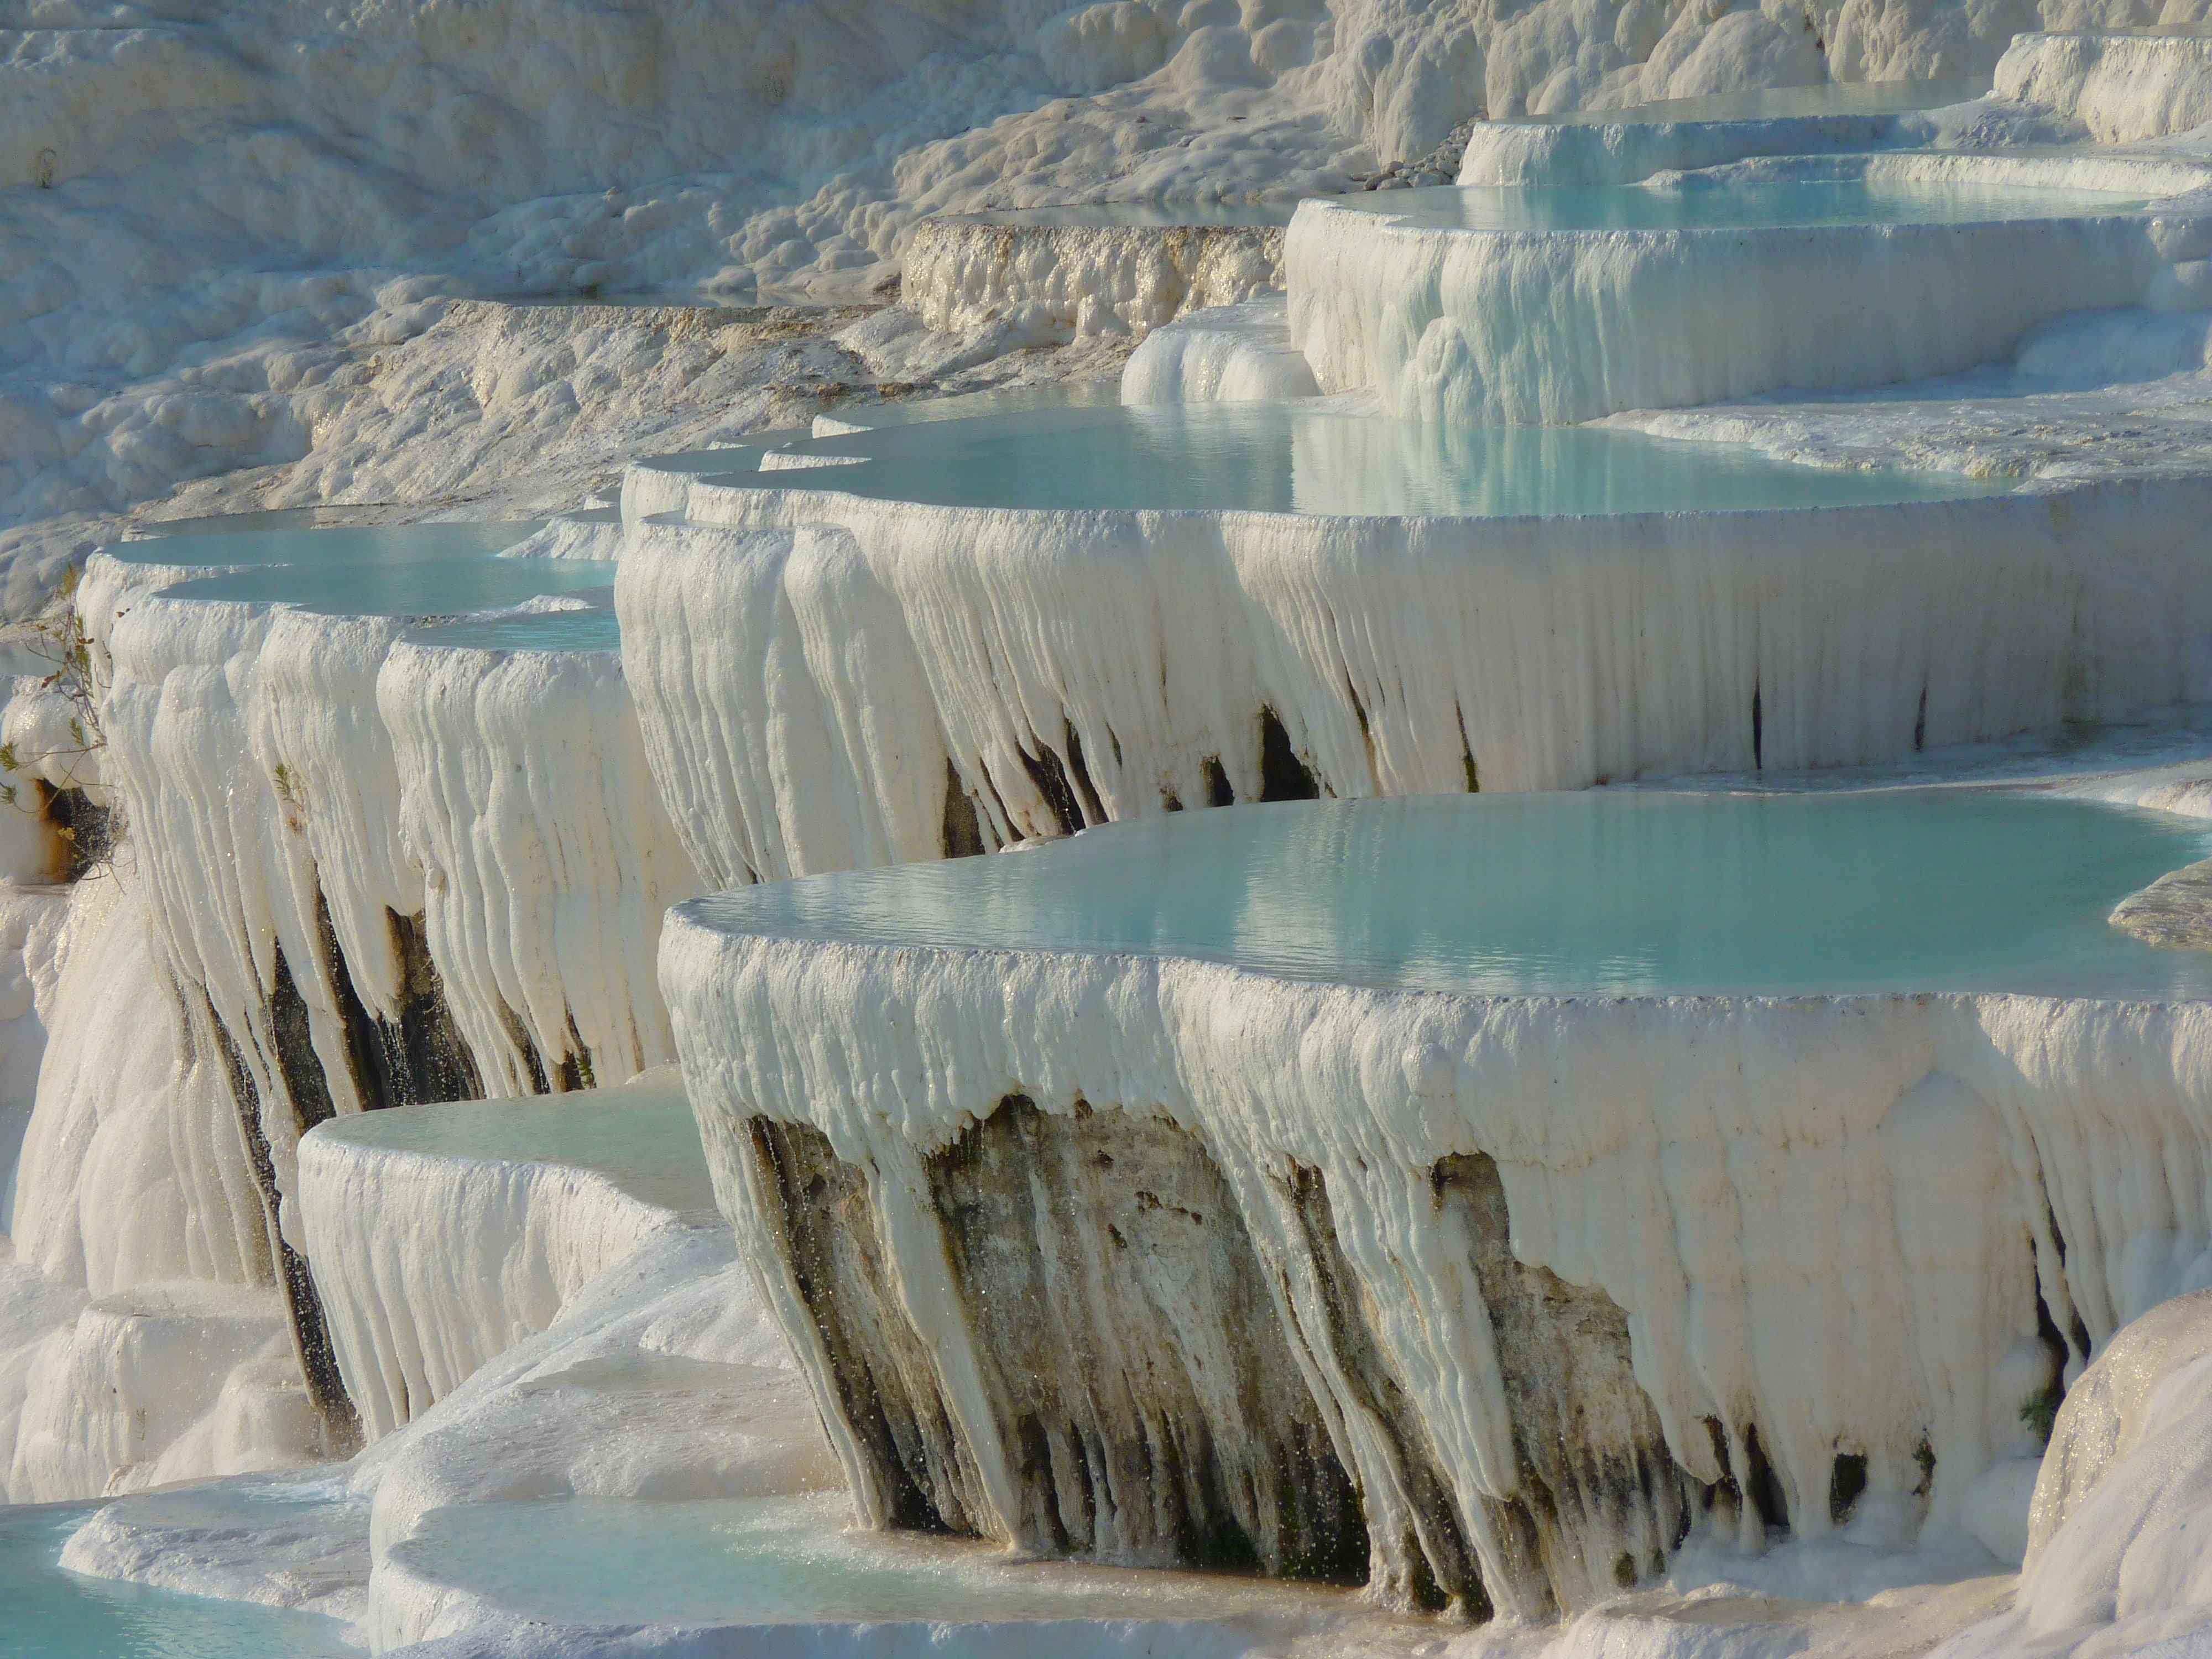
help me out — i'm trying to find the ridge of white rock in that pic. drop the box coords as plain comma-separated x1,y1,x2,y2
298,1070,717,1440
1121,298,1323,402
83,541,682,1102
54,535,688,1446
1994,29,2212,146
617,521,962,888
665,902,2212,1619
905,216,1287,341
624,467,2212,829
1290,150,2212,425
1934,1290,2212,1656
377,635,700,1096
0,870,327,1501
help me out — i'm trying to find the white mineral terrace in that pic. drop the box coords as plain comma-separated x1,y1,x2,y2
23,15,2212,1659
663,787,2212,1621
298,1071,717,1440
902,204,1293,339
1290,150,2212,424
1454,78,1990,189
628,410,2212,842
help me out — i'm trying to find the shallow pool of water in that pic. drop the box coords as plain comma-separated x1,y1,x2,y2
752,404,2008,517
308,1076,712,1213
1335,175,2150,232
1504,77,1986,126
695,789,2212,1000
157,555,613,620
111,520,542,570
394,1491,1357,1630
405,602,622,653
130,506,398,537
0,1504,354,1658
813,378,1124,433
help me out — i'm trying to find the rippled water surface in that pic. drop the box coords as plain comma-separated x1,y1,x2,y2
0,1504,354,1658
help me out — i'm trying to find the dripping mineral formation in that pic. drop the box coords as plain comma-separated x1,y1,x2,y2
12,12,2212,1659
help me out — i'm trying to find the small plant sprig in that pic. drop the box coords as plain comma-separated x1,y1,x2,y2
0,565,108,835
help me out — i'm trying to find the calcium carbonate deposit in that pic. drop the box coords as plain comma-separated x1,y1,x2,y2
24,3,2212,1657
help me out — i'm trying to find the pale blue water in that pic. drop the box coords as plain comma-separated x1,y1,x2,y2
156,556,613,619
404,603,621,653
1337,177,2151,232
307,1079,712,1213
2038,24,2212,36
1513,77,1986,126
641,388,1121,481
132,507,392,537
804,378,1124,432
756,404,2008,517
395,1492,1344,1630
111,521,541,570
634,442,779,477
960,201,1301,227
692,790,2212,1000
0,1504,355,1658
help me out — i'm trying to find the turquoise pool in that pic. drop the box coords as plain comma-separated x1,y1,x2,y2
753,404,2010,518
111,520,541,570
690,789,2212,1000
0,1504,354,1658
156,555,612,620
306,1076,712,1214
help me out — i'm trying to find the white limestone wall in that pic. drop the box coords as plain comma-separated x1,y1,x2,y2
0,875,325,1501
1120,299,1321,403
10,1284,313,1500
98,588,384,1212
6,881,265,1303
664,913,2212,1598
1938,1289,2212,1656
91,564,690,1127
904,218,1286,340
1995,30,2212,145
377,640,701,1095
0,883,71,1228
1288,152,2212,425
615,520,960,889
296,1078,709,1441
625,473,2212,871
251,608,428,1031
